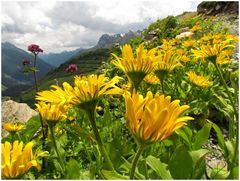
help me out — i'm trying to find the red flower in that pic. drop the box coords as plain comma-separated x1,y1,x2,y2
65,64,78,73
28,44,43,53
22,59,31,65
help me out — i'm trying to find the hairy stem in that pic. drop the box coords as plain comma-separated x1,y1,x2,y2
130,144,146,179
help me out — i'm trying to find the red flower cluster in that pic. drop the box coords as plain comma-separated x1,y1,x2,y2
22,59,31,65
28,44,43,53
65,64,78,73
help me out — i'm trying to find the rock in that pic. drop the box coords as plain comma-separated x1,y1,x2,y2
181,27,190,32
197,2,239,15
176,31,194,39
2,100,38,137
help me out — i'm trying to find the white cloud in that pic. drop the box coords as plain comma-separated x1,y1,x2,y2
1,0,200,53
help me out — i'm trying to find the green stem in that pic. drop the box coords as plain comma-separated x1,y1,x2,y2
143,159,149,179
214,64,238,177
86,107,115,172
49,123,65,175
33,53,46,169
130,144,146,179
215,64,238,136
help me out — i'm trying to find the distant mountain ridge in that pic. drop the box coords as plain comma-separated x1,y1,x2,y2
2,42,53,95
39,48,84,67
96,30,141,48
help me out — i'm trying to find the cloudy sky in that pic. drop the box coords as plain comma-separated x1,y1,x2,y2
2,0,201,53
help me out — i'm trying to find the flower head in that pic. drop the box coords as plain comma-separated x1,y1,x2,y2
22,59,31,66
35,102,67,122
187,71,212,88
28,44,43,53
112,43,153,89
2,141,48,178
144,74,160,85
124,91,193,144
3,123,24,133
36,74,123,110
152,49,182,81
191,41,235,64
65,64,78,73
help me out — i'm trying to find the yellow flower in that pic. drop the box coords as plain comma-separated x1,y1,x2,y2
112,43,153,89
182,40,197,48
191,41,235,64
187,71,212,88
96,106,103,112
152,50,182,82
190,24,202,33
124,91,193,144
144,74,160,85
35,102,67,122
36,74,122,109
3,123,24,133
2,141,48,178
216,52,231,65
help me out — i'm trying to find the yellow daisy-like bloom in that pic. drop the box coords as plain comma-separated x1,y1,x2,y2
35,102,67,122
124,91,193,144
112,43,153,89
36,74,123,109
190,24,202,33
191,41,235,64
144,74,160,85
216,52,231,65
2,141,48,179
3,123,24,133
182,40,197,48
152,50,182,80
187,71,212,88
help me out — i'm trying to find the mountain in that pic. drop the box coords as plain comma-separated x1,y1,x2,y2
95,30,142,48
39,48,84,67
2,42,54,95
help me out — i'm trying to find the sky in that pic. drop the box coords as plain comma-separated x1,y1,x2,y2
1,0,201,53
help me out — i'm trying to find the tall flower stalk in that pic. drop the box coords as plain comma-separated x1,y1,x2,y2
27,44,47,168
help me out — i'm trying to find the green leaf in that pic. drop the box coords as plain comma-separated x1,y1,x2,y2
169,145,193,179
20,115,41,142
146,155,172,179
175,128,190,145
210,167,230,179
102,106,112,125
65,159,81,179
207,120,225,151
101,170,128,180
192,123,212,150
120,156,145,179
225,140,234,160
190,149,210,179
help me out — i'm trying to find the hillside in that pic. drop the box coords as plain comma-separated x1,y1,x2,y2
2,42,54,95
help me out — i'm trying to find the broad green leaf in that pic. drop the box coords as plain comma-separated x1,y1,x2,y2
175,128,190,145
65,159,81,179
169,145,193,179
192,123,212,150
20,115,41,142
210,167,230,179
225,140,234,160
101,170,128,180
207,120,225,151
190,149,210,179
146,155,172,179
103,106,112,125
